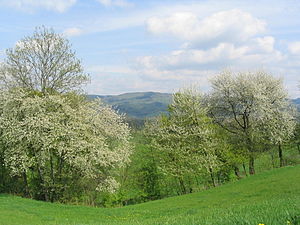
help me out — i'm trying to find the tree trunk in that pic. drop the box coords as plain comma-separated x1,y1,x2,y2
49,154,55,203
22,172,29,197
270,152,276,168
187,178,193,193
217,171,221,184
278,144,284,167
297,144,300,155
246,137,255,175
249,156,255,175
209,167,217,187
242,163,248,176
37,166,49,201
0,155,5,190
234,166,242,179
178,177,186,194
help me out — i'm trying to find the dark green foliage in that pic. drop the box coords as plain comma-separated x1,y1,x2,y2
109,132,163,205
96,131,221,207
0,144,22,194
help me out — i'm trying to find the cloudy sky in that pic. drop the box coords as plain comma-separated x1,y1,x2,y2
0,0,300,97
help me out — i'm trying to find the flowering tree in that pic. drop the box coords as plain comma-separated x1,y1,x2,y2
208,70,296,174
258,101,296,167
0,27,89,93
0,89,131,201
146,88,222,190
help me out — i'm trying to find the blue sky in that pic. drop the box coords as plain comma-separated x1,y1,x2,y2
1,0,300,97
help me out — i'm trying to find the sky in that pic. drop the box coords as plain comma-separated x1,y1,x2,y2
0,0,300,97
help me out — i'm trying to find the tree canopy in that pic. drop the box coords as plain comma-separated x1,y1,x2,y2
0,27,89,94
146,88,224,189
208,70,296,174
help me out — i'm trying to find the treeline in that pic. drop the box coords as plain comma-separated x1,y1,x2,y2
0,27,299,207
107,73,298,207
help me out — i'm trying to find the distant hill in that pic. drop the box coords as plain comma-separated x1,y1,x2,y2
88,92,172,118
88,93,300,119
292,98,300,111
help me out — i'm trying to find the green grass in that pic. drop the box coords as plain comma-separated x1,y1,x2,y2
254,146,300,174
1,165,300,225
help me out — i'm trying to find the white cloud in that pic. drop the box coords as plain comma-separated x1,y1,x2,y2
79,4,299,97
87,65,134,74
85,65,166,95
131,40,287,95
0,0,76,12
251,36,275,53
147,9,266,46
134,41,300,96
63,27,84,37
135,10,287,91
79,8,291,96
288,42,300,55
97,0,133,8
137,38,282,72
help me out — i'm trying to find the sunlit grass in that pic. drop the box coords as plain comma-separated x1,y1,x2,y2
1,165,300,225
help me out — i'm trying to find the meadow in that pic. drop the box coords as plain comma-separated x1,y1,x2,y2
1,165,299,225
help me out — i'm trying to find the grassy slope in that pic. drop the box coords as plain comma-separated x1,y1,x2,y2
1,165,300,225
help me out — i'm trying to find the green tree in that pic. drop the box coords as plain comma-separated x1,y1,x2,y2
146,88,222,190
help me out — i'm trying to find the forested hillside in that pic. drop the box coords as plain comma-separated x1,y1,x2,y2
88,92,172,118
89,93,300,119
293,98,300,111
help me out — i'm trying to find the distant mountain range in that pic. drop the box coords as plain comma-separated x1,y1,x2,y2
292,98,300,110
88,92,172,118
88,92,300,119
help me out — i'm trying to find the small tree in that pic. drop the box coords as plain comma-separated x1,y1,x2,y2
0,27,89,93
258,103,296,167
146,88,222,190
208,70,296,174
0,89,131,202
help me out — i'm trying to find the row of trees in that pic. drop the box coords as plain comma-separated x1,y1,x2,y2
0,27,298,206
106,73,298,204
144,72,296,191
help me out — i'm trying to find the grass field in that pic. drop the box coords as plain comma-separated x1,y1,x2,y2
1,165,300,225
